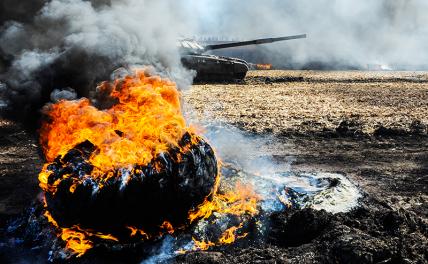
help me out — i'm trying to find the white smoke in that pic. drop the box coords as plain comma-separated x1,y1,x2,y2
199,123,361,214
2,0,427,118
50,87,77,102
11,50,61,80
180,0,428,69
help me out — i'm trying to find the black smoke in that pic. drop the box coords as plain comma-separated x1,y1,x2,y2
0,0,193,124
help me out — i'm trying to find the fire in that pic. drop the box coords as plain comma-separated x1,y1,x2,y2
39,69,200,256
192,237,215,251
184,222,250,252
160,221,175,234
60,225,118,257
44,210,58,228
183,182,259,252
39,70,194,185
127,226,150,240
38,68,259,257
256,64,272,70
188,182,259,223
219,223,248,244
61,228,93,258
45,207,119,257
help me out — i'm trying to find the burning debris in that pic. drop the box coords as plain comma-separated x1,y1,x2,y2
0,70,365,263
42,135,216,243
249,63,273,70
255,64,272,70
33,69,259,258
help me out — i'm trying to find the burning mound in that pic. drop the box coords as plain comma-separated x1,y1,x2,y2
38,70,218,255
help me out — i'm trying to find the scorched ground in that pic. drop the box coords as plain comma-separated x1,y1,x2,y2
0,70,427,263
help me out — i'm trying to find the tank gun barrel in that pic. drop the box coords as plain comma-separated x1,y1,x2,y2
204,34,307,51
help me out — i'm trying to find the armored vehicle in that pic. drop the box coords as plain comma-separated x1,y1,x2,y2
179,34,306,81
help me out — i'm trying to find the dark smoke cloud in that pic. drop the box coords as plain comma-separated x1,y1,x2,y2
0,0,46,24
0,0,193,122
182,0,428,69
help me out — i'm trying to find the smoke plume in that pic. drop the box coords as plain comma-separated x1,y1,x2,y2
0,0,193,122
182,0,428,69
1,0,427,122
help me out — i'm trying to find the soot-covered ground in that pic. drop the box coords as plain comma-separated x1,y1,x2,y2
1,70,427,263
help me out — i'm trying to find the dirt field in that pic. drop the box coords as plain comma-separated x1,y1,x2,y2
0,120,41,222
180,70,428,263
183,70,428,202
1,70,427,263
185,70,428,136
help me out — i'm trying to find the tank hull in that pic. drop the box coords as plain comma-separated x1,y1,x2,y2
181,54,249,81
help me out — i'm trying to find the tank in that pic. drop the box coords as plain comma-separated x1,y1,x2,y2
179,34,307,81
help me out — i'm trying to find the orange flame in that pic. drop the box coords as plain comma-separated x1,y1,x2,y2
219,223,248,244
192,237,215,251
44,209,119,257
160,221,175,235
44,210,59,228
256,64,272,70
184,222,249,253
39,70,195,185
183,181,259,252
127,226,150,240
38,70,197,256
59,225,118,257
188,181,259,223
39,69,260,257
61,228,93,257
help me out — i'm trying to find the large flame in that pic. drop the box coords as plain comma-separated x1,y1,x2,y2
38,69,259,257
39,70,192,185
